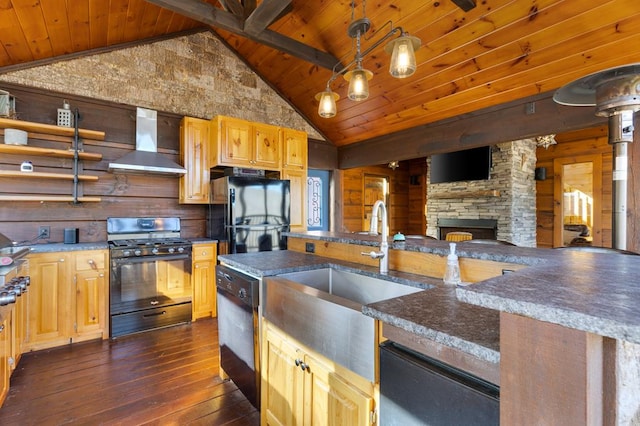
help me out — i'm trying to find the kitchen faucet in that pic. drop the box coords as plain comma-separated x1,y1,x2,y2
362,200,389,274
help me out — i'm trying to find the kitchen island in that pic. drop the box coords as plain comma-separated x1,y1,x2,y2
220,232,640,425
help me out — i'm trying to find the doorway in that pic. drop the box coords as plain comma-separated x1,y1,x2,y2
363,174,389,233
553,155,603,247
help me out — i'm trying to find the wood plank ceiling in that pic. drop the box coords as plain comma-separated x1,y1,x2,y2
1,0,639,149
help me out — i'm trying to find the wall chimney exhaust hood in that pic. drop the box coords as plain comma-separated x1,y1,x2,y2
108,107,186,176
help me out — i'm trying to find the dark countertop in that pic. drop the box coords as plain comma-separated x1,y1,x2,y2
286,231,640,345
219,250,501,364
25,242,109,253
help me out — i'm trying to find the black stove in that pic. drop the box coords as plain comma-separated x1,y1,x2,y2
108,238,192,258
107,217,193,338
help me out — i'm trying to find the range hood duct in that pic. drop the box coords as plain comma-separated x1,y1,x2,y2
554,64,640,250
108,107,186,176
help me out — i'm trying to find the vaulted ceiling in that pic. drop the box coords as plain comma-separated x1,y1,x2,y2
1,0,639,150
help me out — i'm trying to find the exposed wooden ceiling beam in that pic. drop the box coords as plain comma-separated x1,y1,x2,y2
243,0,257,16
218,0,244,17
337,92,607,169
146,0,340,70
451,0,476,12
244,0,292,35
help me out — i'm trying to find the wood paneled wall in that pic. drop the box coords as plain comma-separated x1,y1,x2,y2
335,164,410,235
0,83,207,244
535,125,612,248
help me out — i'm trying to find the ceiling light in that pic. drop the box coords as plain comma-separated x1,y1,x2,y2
345,66,373,101
315,88,340,118
315,0,421,117
386,35,421,78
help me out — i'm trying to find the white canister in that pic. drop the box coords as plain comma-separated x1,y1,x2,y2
4,128,28,145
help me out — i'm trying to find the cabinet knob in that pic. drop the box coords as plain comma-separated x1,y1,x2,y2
88,259,97,270
59,258,65,262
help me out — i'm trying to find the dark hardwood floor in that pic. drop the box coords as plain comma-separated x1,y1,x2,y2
0,318,260,425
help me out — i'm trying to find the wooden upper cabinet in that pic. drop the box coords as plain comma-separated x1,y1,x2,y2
179,117,211,204
282,128,308,171
253,123,281,169
212,116,281,170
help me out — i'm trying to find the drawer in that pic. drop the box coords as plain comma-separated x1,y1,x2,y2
193,243,216,261
75,251,106,271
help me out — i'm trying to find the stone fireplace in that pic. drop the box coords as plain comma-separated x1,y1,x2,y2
437,218,498,241
426,140,538,247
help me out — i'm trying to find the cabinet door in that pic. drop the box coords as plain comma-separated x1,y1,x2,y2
263,327,305,426
282,169,307,232
75,269,106,341
192,259,215,319
305,352,374,426
180,117,211,204
282,128,307,171
26,253,70,350
253,123,281,169
220,117,253,167
0,310,9,406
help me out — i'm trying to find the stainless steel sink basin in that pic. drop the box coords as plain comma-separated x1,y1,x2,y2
264,267,423,382
277,267,421,305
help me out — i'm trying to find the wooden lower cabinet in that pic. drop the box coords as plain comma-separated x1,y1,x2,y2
192,242,218,320
262,322,375,426
26,250,108,352
0,307,10,406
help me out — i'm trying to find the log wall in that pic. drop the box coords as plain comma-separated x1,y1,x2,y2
0,84,206,244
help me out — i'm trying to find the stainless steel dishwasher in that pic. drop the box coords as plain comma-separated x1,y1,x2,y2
379,340,499,425
215,265,260,409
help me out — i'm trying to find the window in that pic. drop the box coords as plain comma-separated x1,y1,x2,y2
307,170,330,231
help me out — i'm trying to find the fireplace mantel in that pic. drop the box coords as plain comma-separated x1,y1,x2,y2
430,190,501,199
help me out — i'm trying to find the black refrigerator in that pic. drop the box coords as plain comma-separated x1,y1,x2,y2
208,176,291,253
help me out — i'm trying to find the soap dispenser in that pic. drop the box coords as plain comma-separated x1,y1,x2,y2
443,242,461,286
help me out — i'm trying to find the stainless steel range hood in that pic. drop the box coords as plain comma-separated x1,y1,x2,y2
108,107,186,176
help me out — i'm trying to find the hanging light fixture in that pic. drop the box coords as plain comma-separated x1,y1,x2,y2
315,0,421,117
315,87,340,118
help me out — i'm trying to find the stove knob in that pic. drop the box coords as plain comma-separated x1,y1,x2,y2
238,288,247,299
152,248,159,255
123,250,131,257
168,247,175,254
134,249,142,256
177,247,185,253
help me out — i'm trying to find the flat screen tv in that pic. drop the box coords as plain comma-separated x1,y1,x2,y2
430,146,492,184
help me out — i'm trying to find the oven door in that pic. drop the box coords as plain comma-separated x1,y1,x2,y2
110,254,192,337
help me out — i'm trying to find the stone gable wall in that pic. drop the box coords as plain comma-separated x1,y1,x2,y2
0,31,323,140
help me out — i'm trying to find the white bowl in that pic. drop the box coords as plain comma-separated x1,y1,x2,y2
4,128,27,145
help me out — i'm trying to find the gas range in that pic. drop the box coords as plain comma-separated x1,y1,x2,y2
108,238,192,258
107,217,192,258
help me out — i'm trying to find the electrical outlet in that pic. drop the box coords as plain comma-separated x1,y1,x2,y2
305,242,315,253
39,226,50,239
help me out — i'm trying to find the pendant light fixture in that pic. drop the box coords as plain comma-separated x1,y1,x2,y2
315,0,421,117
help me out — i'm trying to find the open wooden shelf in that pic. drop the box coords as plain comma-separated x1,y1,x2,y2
1,118,104,203
0,195,101,202
0,170,98,181
0,144,102,161
0,117,105,140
